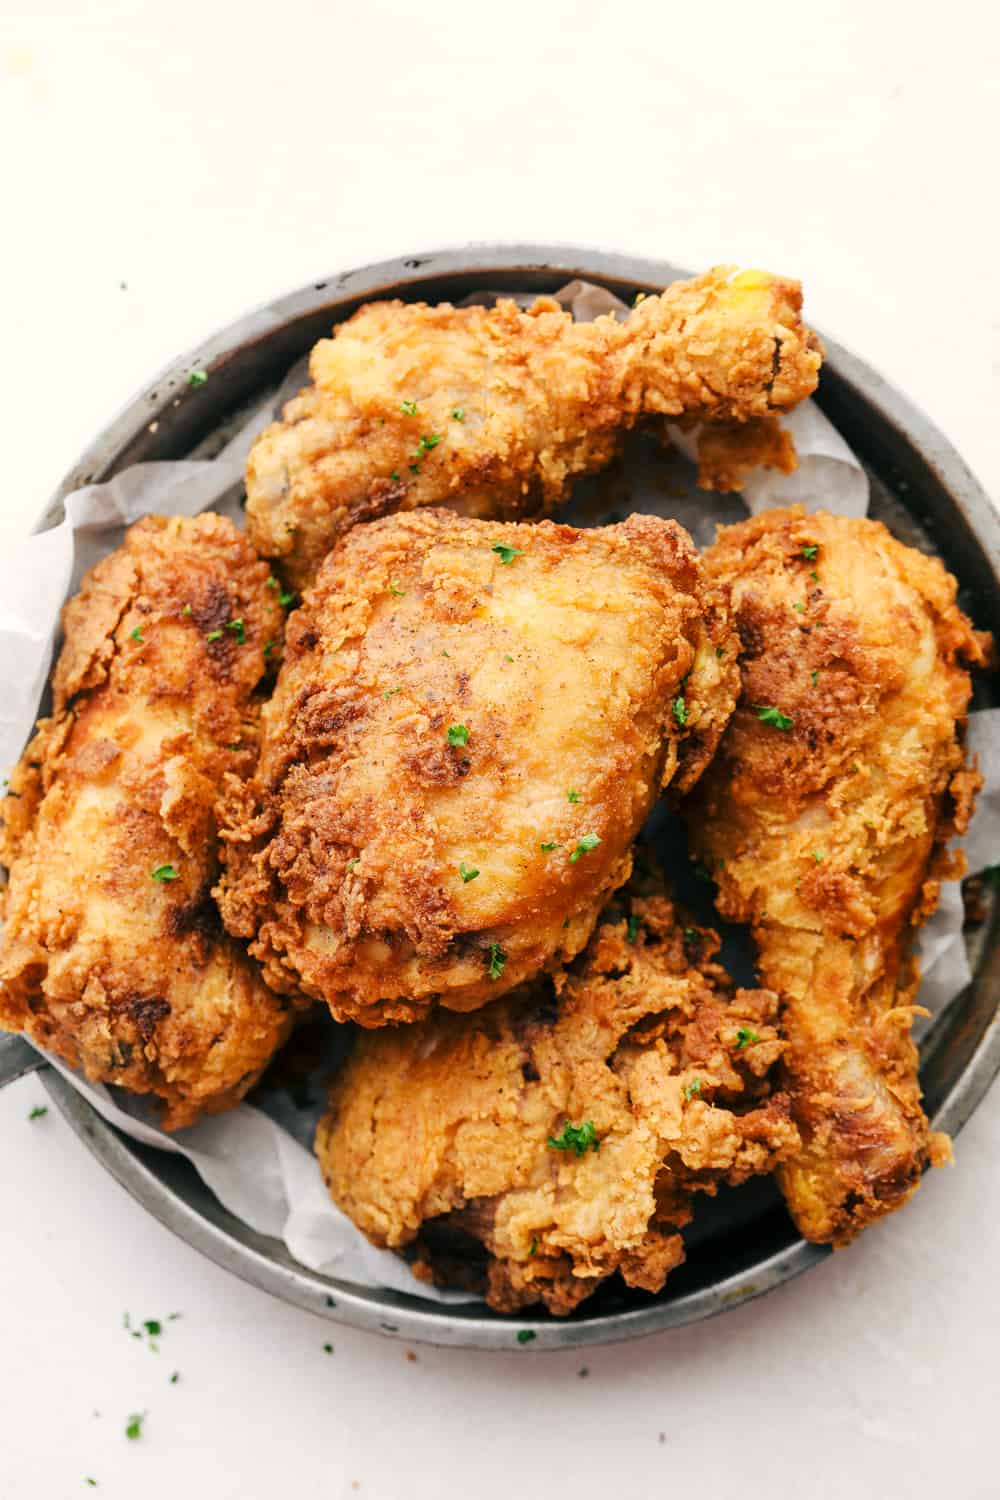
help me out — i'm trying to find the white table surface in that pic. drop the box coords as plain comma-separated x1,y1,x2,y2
1,3,998,1496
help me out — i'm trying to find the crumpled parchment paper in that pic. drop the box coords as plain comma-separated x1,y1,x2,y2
1,281,995,1303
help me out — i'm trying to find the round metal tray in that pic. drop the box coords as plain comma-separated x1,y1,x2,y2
4,245,999,1350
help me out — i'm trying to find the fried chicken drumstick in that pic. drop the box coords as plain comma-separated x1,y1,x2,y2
0,515,300,1129
684,509,988,1244
246,267,823,589
316,866,798,1315
218,509,738,1026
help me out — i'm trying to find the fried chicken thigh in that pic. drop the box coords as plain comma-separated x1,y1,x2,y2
684,509,988,1243
0,515,298,1129
316,868,798,1315
217,509,738,1025
246,267,823,589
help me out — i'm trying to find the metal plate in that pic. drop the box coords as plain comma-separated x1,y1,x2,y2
24,245,1000,1350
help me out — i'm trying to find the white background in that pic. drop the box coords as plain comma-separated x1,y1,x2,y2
1,3,998,1496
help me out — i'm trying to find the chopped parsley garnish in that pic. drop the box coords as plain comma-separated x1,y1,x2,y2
345,858,360,871
28,1105,47,1120
413,433,442,457
812,850,825,863
517,1330,536,1345
409,463,420,476
504,654,514,662
491,542,523,565
390,470,400,482
451,407,465,421
188,369,208,387
182,603,192,615
487,943,507,980
811,670,818,686
540,841,561,852
263,640,274,660
267,576,278,591
810,570,820,583
226,617,245,644
125,1412,145,1441
715,646,727,658
566,789,581,804
626,915,641,944
547,1120,600,1156
383,686,402,698
528,1234,538,1256
693,861,712,882
735,1027,761,1049
447,723,470,746
459,861,479,883
206,628,223,642
800,545,818,560
129,627,144,642
756,705,793,730
388,583,406,597
279,589,296,609
672,696,688,727
793,601,804,613
683,1078,702,1101
569,834,601,863
400,400,418,416
151,865,180,883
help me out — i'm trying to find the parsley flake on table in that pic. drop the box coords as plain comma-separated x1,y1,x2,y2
323,1343,334,1354
735,1027,761,1049
756,705,793,730
517,1330,536,1345
626,914,641,944
540,841,561,853
566,789,581,804
28,1105,47,1120
169,1372,179,1384
447,723,470,746
487,943,506,980
143,1319,162,1337
129,627,144,642
400,400,418,416
459,861,479,883
188,369,208,387
151,864,179,883
85,1480,98,1488
124,1412,145,1441
547,1120,600,1156
801,545,818,560
491,542,523,565
451,407,465,421
683,1078,702,1101
569,834,601,863
672,695,688,726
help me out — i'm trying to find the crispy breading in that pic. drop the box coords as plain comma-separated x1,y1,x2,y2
0,514,300,1129
245,268,823,589
315,867,799,1315
217,509,739,1025
684,509,990,1244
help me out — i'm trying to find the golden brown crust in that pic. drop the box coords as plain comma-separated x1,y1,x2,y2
684,508,988,1243
216,509,739,1025
0,514,300,1129
316,867,799,1314
245,267,823,589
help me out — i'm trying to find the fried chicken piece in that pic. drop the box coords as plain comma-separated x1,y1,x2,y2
316,868,799,1315
684,509,990,1244
0,514,300,1130
217,509,739,1025
246,267,823,589
694,415,798,493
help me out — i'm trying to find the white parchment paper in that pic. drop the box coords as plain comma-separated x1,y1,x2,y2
1,283,995,1302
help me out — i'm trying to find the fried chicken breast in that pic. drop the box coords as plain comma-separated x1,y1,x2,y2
316,867,798,1315
246,267,823,589
0,514,299,1130
217,509,739,1025
684,509,989,1244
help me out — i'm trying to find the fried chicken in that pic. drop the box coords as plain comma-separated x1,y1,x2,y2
217,509,739,1025
0,514,300,1130
316,867,799,1315
684,509,989,1244
246,267,823,589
